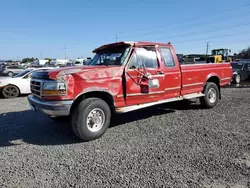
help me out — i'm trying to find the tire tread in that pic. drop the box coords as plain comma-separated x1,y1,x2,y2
71,97,111,141
199,82,219,108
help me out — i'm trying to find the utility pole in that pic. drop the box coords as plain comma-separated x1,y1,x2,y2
205,42,209,63
40,52,43,59
64,46,67,59
115,33,118,43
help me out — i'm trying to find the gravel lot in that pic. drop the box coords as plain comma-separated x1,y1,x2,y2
0,87,250,187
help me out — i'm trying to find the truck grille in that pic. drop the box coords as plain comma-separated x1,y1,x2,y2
30,80,42,97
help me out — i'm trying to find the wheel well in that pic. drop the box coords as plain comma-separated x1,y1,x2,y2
70,91,115,114
205,76,221,99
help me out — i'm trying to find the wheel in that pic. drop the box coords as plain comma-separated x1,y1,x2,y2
234,74,241,84
71,98,111,141
2,85,20,98
8,71,14,77
199,82,219,108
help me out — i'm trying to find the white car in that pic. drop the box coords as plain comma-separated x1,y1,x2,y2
0,67,55,98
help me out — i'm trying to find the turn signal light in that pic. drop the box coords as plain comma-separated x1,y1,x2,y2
42,90,66,95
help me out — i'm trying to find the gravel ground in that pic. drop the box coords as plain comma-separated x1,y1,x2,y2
0,87,250,187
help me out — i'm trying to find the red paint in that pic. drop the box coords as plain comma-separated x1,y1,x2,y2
42,41,232,107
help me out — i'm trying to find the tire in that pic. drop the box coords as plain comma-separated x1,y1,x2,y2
234,74,240,84
199,82,219,108
2,85,20,98
71,98,111,141
8,71,14,77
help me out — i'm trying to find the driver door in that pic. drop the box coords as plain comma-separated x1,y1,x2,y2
124,47,166,106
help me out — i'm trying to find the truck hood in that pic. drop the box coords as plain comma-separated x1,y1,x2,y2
46,65,124,80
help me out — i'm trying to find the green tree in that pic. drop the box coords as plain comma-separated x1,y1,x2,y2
237,46,250,59
44,58,52,63
21,57,36,63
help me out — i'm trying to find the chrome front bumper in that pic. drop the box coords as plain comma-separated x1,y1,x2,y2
27,95,73,116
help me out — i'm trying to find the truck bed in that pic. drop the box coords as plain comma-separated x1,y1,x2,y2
180,63,232,95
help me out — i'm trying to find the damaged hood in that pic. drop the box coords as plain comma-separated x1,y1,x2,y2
47,65,124,80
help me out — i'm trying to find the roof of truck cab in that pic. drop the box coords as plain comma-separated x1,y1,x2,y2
92,41,172,53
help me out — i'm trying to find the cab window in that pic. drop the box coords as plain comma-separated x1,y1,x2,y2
128,47,158,69
159,47,175,67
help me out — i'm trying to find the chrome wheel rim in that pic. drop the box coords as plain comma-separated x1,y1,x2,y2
3,86,19,98
208,88,216,103
86,108,105,132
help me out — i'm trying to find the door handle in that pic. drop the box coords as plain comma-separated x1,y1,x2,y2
155,71,164,75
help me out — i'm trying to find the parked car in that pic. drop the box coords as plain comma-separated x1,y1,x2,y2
28,41,232,141
231,61,250,84
0,62,7,75
74,58,92,66
0,67,55,98
65,62,75,67
2,65,25,77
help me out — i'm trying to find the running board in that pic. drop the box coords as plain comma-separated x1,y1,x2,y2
183,93,205,99
115,93,205,113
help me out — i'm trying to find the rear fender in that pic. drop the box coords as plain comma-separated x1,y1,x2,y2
204,73,221,99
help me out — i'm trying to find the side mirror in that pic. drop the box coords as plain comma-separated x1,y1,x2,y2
148,78,159,88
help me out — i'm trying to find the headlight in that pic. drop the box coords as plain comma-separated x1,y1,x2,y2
43,82,58,90
42,81,67,96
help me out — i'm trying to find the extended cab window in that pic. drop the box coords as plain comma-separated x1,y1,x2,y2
159,47,175,67
128,47,158,69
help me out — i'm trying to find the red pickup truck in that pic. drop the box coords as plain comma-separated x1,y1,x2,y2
28,41,232,141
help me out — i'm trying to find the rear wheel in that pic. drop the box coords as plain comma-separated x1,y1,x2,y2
199,82,219,108
2,85,20,98
71,98,111,141
8,71,14,77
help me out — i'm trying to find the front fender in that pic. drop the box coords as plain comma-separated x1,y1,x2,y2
75,87,115,100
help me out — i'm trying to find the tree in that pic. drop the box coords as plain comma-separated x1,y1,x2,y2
44,58,52,63
237,46,250,59
5,60,13,62
21,57,36,63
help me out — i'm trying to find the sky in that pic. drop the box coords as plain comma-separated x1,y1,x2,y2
0,0,250,60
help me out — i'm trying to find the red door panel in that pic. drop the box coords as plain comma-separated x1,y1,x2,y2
124,47,165,106
157,47,182,99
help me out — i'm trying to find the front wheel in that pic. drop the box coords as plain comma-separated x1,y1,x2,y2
199,82,219,108
234,74,241,84
71,98,111,141
2,85,20,98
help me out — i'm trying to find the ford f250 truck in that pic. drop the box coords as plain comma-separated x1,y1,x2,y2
28,41,233,141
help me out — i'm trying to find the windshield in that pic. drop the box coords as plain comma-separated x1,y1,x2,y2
13,69,32,77
212,49,225,56
87,45,130,66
